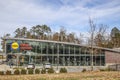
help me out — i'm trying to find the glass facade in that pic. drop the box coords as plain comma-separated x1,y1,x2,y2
5,38,105,66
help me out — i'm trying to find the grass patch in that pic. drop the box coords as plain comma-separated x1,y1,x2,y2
38,78,79,80
82,75,103,78
38,78,46,80
0,71,119,80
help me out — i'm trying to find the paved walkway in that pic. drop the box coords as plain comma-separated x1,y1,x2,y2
0,64,11,71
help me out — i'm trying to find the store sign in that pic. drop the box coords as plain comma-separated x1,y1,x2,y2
11,42,19,50
20,43,32,50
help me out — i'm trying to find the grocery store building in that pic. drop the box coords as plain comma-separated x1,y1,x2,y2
3,38,120,68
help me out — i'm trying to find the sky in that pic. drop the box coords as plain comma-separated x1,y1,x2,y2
0,0,120,40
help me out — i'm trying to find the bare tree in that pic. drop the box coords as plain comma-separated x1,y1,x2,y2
59,26,66,42
79,33,84,44
1,34,11,52
94,24,108,47
88,17,96,47
67,32,75,43
53,32,59,41
88,17,96,71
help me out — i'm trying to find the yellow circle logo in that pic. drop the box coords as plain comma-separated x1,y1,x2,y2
11,42,19,49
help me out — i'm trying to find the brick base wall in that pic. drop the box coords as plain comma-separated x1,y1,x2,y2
105,51,120,66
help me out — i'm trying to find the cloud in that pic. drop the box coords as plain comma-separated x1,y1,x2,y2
0,0,120,51
0,0,120,37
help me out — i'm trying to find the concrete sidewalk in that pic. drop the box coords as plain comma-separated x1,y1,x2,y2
0,64,11,71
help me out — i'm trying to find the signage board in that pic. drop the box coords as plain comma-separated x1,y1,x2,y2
20,43,32,50
11,42,19,50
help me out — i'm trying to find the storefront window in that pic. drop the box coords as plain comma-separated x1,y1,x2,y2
5,39,105,66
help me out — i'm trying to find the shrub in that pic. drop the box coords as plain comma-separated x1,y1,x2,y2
13,67,24,70
99,68,105,71
41,69,46,74
14,69,20,75
0,71,4,75
106,68,116,71
48,68,54,73
6,70,11,75
35,68,40,74
100,68,116,71
82,68,86,72
28,69,34,74
60,68,67,73
21,69,27,75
